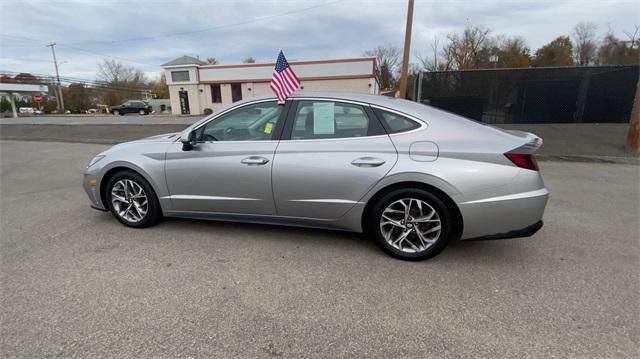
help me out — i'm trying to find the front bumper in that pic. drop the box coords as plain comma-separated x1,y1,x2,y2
83,173,106,211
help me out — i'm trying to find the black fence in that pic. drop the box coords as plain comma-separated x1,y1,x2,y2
414,66,639,124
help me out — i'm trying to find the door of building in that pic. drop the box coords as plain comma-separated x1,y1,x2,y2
179,90,190,114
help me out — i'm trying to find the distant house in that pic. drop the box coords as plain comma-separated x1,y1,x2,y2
161,55,379,115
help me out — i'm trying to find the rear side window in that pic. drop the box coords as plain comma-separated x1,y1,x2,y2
291,101,370,140
374,108,420,134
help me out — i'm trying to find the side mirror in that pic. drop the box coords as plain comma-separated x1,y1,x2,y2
181,130,197,151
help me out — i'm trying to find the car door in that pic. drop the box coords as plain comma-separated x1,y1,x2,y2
272,99,397,220
164,100,288,215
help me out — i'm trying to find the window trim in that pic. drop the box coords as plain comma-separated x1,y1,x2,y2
281,98,386,141
193,99,290,143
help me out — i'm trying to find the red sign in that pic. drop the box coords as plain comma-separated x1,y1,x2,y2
33,94,42,103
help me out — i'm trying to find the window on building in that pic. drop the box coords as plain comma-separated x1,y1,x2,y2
171,71,190,82
211,84,222,103
374,109,420,134
231,83,242,102
291,101,371,140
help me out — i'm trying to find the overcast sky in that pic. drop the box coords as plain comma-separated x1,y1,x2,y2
0,0,637,82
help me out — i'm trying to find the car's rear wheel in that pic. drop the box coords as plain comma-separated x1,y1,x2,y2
138,109,146,115
105,170,162,228
368,188,453,261
112,110,120,116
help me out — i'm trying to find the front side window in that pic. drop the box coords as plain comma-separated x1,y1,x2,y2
374,108,420,133
197,101,283,142
171,71,190,82
291,101,370,140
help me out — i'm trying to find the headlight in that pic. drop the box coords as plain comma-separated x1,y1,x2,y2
87,155,105,168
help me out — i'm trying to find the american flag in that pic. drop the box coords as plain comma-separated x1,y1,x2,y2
270,50,300,103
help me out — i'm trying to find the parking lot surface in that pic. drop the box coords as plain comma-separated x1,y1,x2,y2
1,140,638,357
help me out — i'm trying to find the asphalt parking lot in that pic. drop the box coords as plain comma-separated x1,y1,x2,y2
1,140,638,357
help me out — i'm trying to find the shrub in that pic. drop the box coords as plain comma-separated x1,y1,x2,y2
203,108,213,115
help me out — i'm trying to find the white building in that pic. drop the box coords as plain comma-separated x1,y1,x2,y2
161,55,379,115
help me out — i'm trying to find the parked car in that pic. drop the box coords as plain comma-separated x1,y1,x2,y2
83,92,548,261
110,100,152,116
18,107,35,114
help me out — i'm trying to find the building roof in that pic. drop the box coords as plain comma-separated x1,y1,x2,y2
162,55,207,67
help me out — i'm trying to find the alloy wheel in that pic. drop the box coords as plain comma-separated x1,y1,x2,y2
111,179,148,223
379,198,442,254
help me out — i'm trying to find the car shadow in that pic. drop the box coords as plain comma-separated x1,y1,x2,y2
149,216,533,264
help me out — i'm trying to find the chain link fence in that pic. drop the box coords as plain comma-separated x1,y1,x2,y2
414,66,639,124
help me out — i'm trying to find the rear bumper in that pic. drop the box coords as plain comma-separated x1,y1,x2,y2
458,188,548,240
464,220,543,241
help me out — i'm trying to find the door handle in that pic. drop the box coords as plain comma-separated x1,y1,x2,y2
241,156,270,165
351,157,386,167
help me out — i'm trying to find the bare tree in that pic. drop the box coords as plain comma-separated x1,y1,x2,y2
364,45,401,89
96,59,147,105
416,37,445,71
597,26,640,65
206,57,219,65
97,59,146,85
572,22,598,66
441,25,491,70
243,57,256,63
623,25,640,48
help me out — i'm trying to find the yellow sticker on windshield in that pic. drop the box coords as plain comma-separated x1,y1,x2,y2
264,122,273,134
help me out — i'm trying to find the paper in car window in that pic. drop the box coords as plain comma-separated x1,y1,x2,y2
264,122,273,134
313,102,335,135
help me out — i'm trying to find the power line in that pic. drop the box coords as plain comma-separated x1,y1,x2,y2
70,0,341,46
0,34,159,67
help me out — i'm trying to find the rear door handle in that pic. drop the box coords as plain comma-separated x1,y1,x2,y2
351,157,386,167
241,156,270,165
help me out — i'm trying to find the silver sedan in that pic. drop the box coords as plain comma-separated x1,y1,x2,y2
83,92,548,260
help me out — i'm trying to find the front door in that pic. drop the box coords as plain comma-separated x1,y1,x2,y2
165,100,286,214
272,99,397,220
179,90,190,114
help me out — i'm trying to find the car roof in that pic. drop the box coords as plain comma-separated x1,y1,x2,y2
236,91,425,115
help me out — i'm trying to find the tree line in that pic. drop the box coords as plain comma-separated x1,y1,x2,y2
365,22,639,90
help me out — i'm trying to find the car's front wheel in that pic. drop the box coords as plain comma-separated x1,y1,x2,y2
105,170,162,228
138,109,146,115
368,188,454,261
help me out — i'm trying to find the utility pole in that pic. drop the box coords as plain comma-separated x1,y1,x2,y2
46,43,64,112
398,0,414,99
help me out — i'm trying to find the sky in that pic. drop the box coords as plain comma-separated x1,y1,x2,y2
0,0,637,82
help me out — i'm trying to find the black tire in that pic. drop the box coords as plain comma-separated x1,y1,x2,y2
367,188,454,261
112,110,120,116
138,109,146,115
105,170,162,228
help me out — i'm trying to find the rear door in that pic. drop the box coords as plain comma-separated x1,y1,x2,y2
272,99,397,220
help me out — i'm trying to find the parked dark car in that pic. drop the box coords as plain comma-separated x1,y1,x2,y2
110,101,152,116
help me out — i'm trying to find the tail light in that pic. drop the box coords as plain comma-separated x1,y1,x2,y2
504,138,542,171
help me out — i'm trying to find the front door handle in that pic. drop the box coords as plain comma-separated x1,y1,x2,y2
241,156,270,165
351,157,386,167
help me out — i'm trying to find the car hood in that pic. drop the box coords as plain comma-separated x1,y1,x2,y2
103,132,179,153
